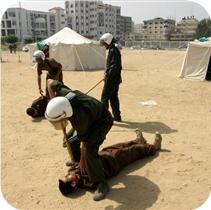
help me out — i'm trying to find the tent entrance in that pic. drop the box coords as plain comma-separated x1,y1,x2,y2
206,56,211,81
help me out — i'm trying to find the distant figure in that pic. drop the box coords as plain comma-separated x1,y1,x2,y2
13,43,17,54
43,44,49,58
9,45,13,54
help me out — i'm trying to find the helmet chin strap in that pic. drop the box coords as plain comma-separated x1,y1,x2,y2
61,122,75,164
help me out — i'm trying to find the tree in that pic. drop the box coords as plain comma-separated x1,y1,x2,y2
196,19,211,39
5,35,18,44
1,37,6,45
24,37,33,44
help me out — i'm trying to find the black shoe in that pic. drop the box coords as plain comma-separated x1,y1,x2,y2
113,116,122,122
93,182,110,201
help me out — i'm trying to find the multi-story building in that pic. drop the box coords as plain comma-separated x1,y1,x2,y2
170,16,198,41
48,7,66,34
1,1,133,42
1,7,67,40
119,16,133,41
134,23,144,34
65,0,122,40
143,17,175,40
124,32,143,41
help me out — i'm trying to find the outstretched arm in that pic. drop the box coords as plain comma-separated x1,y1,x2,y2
47,79,56,98
37,74,44,95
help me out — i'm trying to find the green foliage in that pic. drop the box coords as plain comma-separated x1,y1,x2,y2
24,37,33,44
4,35,18,44
196,19,211,39
1,36,6,45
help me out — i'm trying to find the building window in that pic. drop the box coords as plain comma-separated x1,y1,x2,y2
6,21,11,28
7,29,15,35
8,11,16,17
1,21,5,28
12,21,16,26
1,29,6,36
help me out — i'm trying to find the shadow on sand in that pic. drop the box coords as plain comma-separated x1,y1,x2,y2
113,120,178,134
65,150,168,209
31,117,46,123
104,152,161,210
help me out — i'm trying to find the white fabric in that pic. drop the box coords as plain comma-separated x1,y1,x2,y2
45,97,73,122
179,41,211,81
28,27,106,70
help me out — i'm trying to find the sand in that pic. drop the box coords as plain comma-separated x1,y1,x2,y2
1,49,211,210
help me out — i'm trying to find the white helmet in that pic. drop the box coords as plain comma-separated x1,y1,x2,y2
33,50,45,60
45,97,73,122
100,33,113,45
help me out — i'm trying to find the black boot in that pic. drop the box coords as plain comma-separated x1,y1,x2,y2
93,182,110,201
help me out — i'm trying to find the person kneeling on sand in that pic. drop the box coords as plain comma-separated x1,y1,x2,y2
26,95,48,118
58,130,162,201
45,82,113,201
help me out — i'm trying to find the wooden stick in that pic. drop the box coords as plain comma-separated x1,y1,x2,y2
62,125,75,163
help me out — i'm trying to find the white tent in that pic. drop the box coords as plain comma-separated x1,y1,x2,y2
28,27,106,71
179,41,211,81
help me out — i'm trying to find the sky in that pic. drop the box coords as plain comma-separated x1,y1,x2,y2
10,0,210,24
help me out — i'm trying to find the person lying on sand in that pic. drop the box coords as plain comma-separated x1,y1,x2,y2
58,130,162,201
26,95,48,118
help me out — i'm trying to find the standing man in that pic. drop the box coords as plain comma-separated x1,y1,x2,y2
33,50,63,98
45,82,113,201
100,33,122,122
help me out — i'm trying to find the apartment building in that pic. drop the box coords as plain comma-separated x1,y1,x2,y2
65,0,122,40
170,16,198,41
1,7,67,40
143,17,175,40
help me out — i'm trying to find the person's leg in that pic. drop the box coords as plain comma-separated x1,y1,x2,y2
101,83,110,110
110,85,121,121
101,132,162,174
66,129,81,164
84,122,112,201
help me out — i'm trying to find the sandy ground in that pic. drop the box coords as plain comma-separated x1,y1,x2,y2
1,49,211,210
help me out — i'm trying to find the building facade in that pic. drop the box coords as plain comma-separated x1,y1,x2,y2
143,17,175,41
65,0,123,40
170,16,198,41
119,16,133,41
1,1,133,42
1,7,67,40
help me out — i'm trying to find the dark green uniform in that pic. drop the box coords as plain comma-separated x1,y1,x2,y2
51,81,113,184
101,43,122,120
37,58,63,98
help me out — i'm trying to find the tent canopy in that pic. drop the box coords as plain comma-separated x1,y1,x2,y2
179,41,211,81
28,27,106,71
43,27,98,45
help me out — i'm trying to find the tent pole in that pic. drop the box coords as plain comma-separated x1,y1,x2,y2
74,46,85,71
